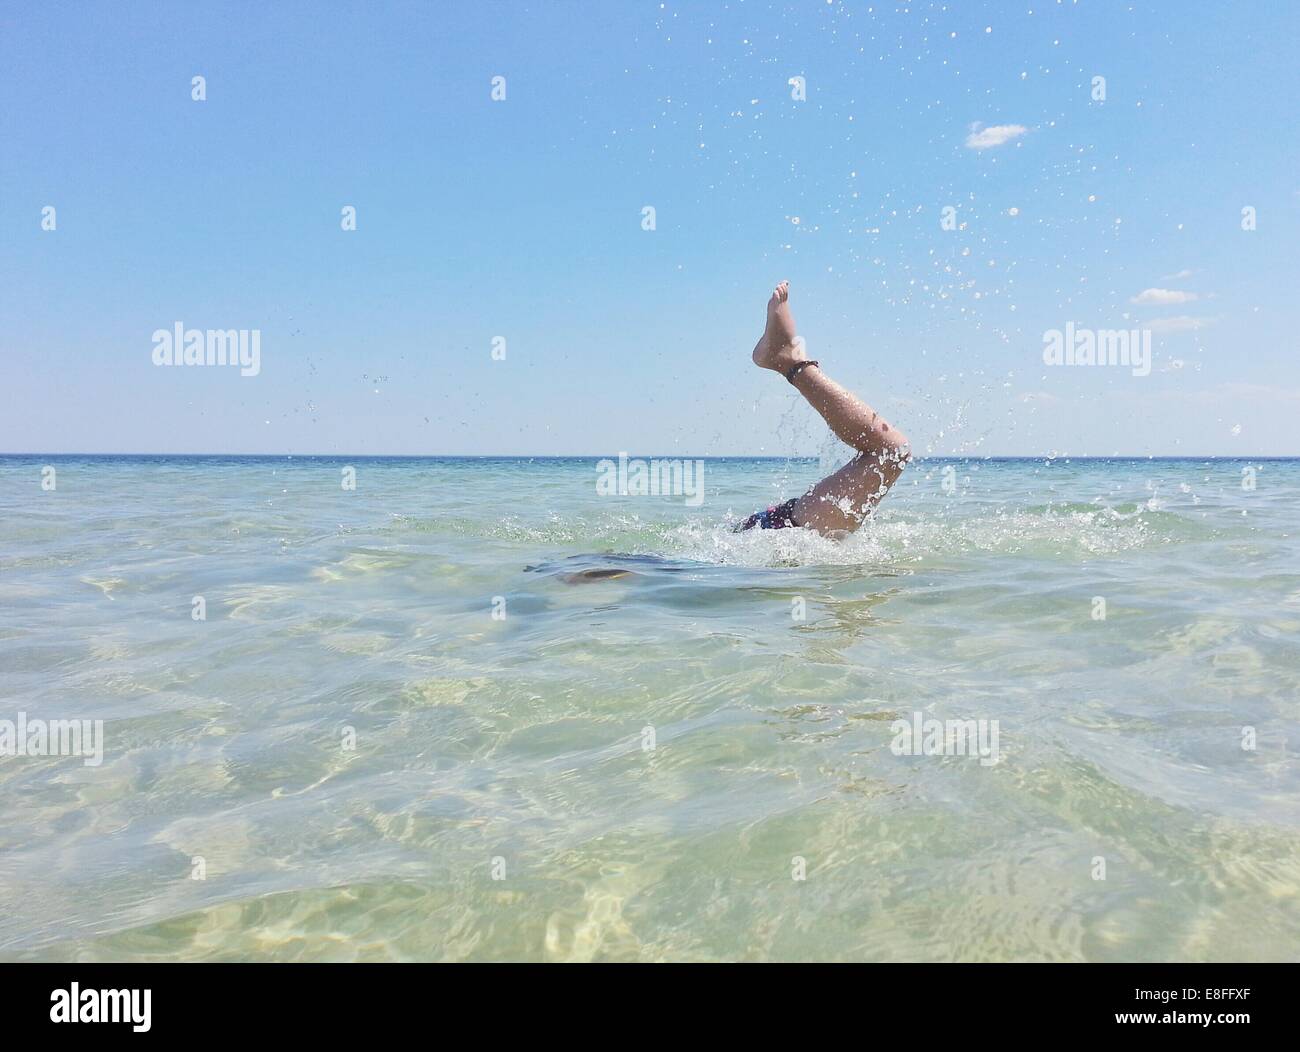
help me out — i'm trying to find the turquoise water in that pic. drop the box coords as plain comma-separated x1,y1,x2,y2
2,454,1298,961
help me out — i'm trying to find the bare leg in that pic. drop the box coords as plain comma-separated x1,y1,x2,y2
752,282,910,536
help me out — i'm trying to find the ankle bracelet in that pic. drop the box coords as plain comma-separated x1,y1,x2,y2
786,360,819,383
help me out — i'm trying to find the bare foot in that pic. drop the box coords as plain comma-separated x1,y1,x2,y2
751,281,806,373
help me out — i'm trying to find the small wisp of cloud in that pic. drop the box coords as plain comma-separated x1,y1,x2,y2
1131,288,1199,306
965,123,1028,150
1147,315,1219,333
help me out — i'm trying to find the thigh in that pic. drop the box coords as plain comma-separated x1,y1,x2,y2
792,451,907,535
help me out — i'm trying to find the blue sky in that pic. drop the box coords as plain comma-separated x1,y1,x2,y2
2,0,1297,456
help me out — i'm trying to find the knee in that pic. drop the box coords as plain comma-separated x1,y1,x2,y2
878,423,911,462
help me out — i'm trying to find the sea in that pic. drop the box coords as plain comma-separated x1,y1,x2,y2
1,454,1297,961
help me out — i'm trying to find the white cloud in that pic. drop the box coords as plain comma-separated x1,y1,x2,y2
1131,288,1199,305
1161,268,1194,281
1146,315,1219,333
964,123,1028,150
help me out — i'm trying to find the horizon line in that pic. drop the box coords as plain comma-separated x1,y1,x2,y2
2,452,1296,461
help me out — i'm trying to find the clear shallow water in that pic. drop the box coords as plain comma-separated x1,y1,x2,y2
1,454,1298,962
